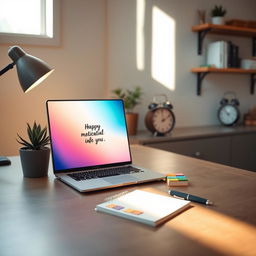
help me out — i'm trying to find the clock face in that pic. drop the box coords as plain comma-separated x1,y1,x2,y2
152,108,175,134
218,104,239,126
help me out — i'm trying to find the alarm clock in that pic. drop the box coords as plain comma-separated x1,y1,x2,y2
145,95,175,136
217,92,240,126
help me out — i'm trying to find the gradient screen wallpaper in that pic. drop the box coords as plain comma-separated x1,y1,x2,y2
47,100,132,172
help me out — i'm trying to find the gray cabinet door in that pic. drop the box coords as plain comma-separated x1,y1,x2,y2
146,136,231,166
231,133,256,171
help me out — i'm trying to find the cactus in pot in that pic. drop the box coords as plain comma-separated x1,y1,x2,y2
17,122,50,178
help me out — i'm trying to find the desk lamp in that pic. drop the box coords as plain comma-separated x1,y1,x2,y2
0,45,54,165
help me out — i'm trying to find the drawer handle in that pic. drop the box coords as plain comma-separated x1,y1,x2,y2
194,151,201,157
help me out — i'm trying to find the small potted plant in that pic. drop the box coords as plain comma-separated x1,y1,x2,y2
112,86,142,135
211,5,227,25
17,122,50,178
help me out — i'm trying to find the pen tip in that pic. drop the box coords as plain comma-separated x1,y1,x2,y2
207,200,214,206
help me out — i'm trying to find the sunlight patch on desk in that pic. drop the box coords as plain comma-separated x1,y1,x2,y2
151,6,176,91
136,0,145,71
167,205,256,256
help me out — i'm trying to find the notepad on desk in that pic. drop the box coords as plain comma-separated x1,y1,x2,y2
95,190,191,227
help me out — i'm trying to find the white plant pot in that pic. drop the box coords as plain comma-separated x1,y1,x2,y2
212,16,224,25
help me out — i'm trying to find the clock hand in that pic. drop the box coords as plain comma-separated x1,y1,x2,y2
162,113,171,122
225,109,230,116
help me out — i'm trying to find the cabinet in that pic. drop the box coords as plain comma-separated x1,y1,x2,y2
191,24,256,95
145,134,256,171
231,133,256,171
147,137,231,166
130,126,256,172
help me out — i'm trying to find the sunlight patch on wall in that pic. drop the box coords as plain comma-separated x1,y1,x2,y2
136,0,146,71
151,6,176,90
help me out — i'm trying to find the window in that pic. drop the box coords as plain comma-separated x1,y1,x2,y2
0,0,60,46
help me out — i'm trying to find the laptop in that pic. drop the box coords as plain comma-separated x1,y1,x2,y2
46,99,165,192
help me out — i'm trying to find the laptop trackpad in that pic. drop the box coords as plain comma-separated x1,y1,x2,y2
103,175,137,185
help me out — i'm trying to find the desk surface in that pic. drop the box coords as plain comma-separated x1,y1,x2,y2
1,145,256,256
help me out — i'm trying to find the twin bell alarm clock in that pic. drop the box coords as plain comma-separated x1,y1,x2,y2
145,95,175,136
217,91,240,126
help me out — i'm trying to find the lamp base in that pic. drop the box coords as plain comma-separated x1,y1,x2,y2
0,156,11,166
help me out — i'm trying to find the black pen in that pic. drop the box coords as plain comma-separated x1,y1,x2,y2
168,190,213,205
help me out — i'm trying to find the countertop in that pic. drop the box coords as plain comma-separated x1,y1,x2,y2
129,125,256,144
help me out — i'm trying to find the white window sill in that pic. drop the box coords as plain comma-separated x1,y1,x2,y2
0,32,60,47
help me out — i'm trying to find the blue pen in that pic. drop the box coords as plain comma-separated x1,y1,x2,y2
168,190,213,205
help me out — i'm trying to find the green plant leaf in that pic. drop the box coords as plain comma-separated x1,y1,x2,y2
16,134,34,148
16,122,50,150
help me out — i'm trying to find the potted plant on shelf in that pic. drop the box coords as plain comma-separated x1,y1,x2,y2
210,5,227,25
112,86,142,135
17,121,50,178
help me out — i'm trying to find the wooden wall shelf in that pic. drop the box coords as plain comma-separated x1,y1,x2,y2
191,24,256,95
192,24,256,55
192,24,256,36
191,67,256,73
191,67,256,95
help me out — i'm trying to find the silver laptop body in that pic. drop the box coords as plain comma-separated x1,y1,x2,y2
46,99,165,192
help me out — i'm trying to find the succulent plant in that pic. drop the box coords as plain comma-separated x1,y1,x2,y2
211,5,227,17
112,86,142,112
17,122,50,150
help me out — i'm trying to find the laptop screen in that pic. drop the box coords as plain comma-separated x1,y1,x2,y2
46,99,132,173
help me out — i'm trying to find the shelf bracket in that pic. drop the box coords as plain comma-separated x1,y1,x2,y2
250,73,256,94
197,72,209,95
252,37,256,57
198,29,211,55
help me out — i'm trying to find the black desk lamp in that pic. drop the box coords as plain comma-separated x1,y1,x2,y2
0,45,54,165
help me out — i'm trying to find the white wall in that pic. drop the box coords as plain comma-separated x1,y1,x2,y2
0,0,106,155
107,0,256,129
1,0,256,155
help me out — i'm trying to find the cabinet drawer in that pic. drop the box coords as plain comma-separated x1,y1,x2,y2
231,134,256,171
146,137,231,165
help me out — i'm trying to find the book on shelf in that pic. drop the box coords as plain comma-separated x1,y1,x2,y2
207,40,240,69
95,189,191,227
206,41,228,68
228,41,240,68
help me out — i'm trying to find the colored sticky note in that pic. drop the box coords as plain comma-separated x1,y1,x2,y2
113,205,125,210
124,208,134,213
106,204,125,210
167,178,179,181
131,210,143,215
167,173,189,187
124,208,143,215
166,173,176,177
106,204,117,208
177,177,188,181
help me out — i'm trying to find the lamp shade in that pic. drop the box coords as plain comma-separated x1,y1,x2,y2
8,46,54,93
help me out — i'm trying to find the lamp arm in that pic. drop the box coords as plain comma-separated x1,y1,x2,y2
0,63,15,76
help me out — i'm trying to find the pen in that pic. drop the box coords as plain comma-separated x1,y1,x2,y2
168,190,213,205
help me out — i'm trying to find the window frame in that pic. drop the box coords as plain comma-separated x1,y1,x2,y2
0,0,60,46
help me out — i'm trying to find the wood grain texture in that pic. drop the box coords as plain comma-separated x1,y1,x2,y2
0,145,256,256
191,67,256,73
191,23,256,37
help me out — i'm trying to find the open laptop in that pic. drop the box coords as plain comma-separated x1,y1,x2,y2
46,99,165,192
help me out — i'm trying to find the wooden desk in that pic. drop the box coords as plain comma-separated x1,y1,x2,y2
1,145,256,256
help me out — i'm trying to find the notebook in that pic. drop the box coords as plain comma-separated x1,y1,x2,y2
46,99,165,192
95,189,191,227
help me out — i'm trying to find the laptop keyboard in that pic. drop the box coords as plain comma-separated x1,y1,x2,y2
68,166,143,181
